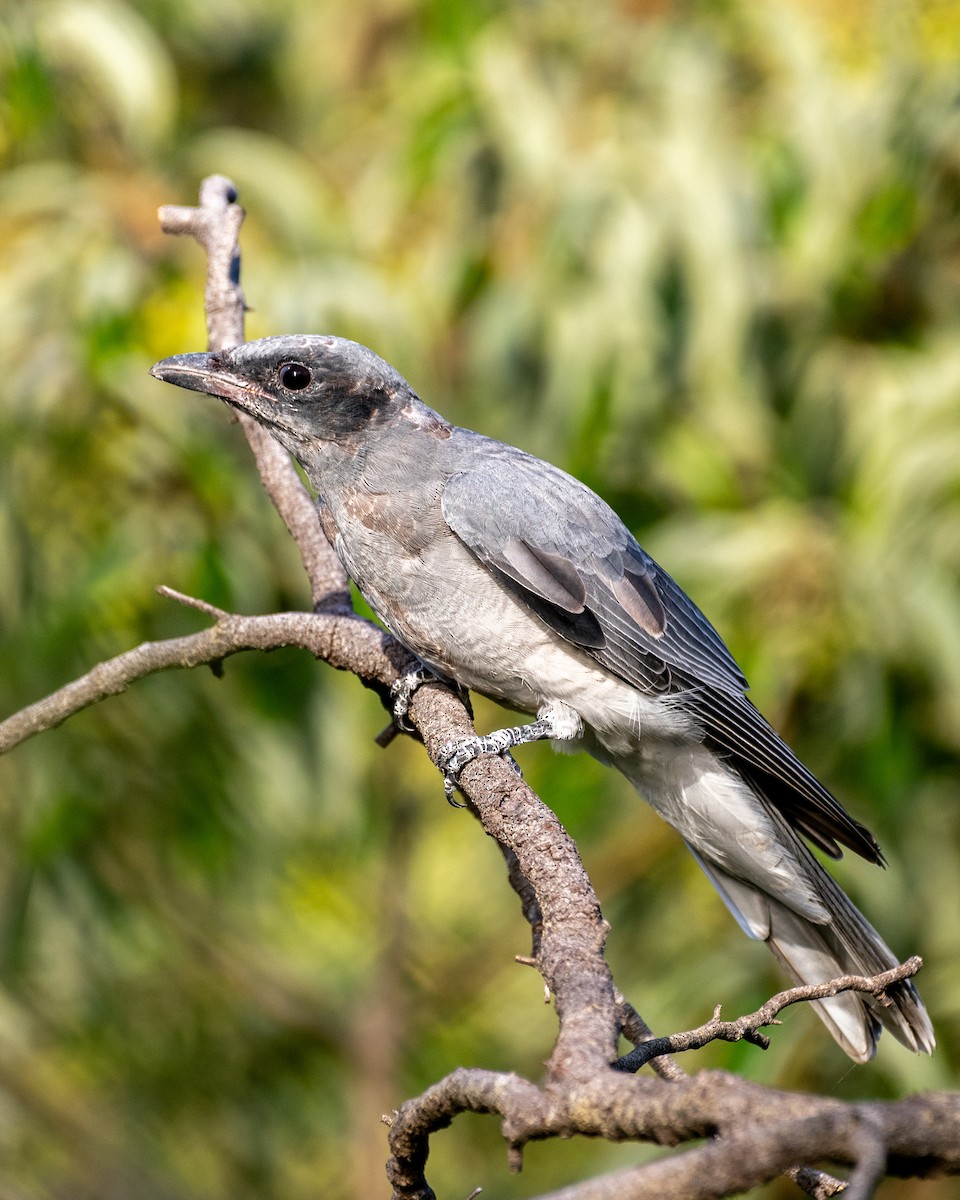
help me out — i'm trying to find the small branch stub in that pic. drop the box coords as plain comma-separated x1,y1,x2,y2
159,174,246,351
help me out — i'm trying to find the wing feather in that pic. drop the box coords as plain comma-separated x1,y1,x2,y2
440,442,880,863
442,446,747,694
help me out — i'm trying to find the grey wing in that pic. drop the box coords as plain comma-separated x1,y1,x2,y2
441,448,748,695
440,447,880,864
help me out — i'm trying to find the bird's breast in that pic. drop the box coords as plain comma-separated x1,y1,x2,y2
327,500,698,752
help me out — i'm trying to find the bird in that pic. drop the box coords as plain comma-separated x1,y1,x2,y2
151,334,934,1062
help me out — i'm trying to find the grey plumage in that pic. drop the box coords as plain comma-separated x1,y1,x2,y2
151,334,935,1062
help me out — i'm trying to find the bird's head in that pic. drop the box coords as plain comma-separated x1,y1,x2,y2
150,335,438,451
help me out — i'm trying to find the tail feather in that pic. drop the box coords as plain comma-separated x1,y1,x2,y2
764,904,882,1062
686,815,934,1061
613,744,934,1061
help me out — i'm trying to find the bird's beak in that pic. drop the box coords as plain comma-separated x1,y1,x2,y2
150,351,260,411
150,351,219,392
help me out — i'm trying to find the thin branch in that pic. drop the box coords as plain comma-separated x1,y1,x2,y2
614,990,685,1082
615,958,925,1072
156,583,228,620
159,175,348,607
0,606,394,755
785,1166,847,1199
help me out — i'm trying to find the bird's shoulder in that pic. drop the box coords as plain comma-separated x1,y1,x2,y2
438,431,748,696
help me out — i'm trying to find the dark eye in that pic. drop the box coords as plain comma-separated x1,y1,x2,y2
279,362,312,391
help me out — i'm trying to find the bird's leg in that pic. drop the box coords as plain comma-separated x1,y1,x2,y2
439,701,584,804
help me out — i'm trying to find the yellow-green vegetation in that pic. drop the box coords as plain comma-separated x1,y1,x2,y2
1,1,959,1197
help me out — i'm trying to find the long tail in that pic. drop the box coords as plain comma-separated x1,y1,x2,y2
615,748,935,1061
687,829,933,1061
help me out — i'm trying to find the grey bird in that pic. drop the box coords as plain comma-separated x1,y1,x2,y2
151,334,935,1062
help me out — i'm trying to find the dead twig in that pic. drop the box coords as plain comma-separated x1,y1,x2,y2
615,958,924,1071
159,175,348,607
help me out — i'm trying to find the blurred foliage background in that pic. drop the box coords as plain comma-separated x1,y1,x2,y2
1,0,960,1196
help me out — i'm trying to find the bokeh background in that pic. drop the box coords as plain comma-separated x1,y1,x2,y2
2,1,960,1196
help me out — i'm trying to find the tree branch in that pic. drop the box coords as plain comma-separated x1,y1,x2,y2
615,958,926,1070
159,175,349,608
387,1069,960,1200
0,603,400,755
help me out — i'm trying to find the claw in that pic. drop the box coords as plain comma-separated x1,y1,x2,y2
502,750,523,779
438,735,528,805
437,703,583,804
390,665,437,732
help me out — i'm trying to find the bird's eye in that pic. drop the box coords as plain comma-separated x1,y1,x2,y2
279,362,312,391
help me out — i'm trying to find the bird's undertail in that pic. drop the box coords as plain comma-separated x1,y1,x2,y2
685,833,935,1062
609,742,935,1062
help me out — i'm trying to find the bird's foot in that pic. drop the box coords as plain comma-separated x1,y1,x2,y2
439,733,525,805
439,703,583,804
390,663,470,733
390,664,440,732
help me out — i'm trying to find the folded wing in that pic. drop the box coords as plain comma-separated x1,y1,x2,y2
441,445,879,864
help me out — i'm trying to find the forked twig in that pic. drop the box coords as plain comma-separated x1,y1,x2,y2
615,958,924,1071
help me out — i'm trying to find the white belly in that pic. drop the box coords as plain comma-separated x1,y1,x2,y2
338,528,698,754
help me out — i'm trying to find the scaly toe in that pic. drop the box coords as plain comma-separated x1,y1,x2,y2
390,665,436,732
438,736,525,804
